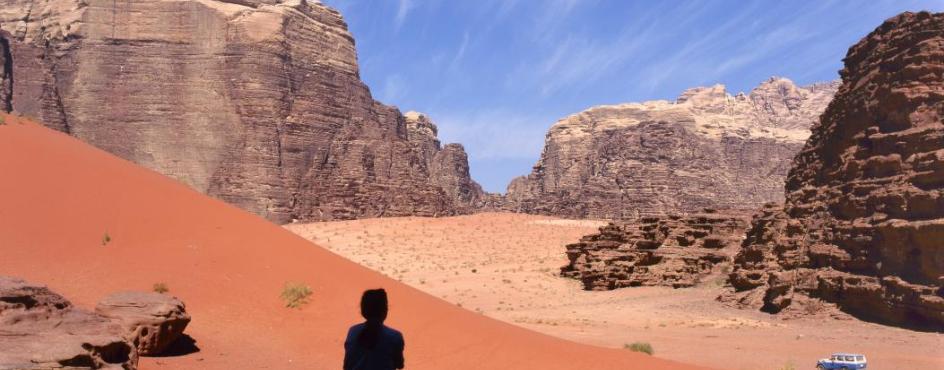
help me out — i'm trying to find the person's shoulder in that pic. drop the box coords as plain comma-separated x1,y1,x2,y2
346,323,365,337
382,326,404,341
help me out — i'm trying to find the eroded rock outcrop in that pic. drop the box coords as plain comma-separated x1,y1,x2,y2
506,78,837,219
0,276,137,370
0,0,482,223
722,12,944,330
96,292,191,356
562,210,751,289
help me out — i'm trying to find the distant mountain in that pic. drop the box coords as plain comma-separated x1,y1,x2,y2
504,77,838,219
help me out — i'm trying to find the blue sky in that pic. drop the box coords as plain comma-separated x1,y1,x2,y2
323,0,944,193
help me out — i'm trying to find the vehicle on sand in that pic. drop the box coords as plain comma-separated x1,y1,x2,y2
817,353,867,369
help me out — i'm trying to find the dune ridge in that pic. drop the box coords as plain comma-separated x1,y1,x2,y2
0,117,709,369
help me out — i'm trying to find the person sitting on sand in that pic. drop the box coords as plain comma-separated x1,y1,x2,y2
344,289,405,370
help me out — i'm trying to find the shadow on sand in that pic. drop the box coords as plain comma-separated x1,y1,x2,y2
152,334,200,357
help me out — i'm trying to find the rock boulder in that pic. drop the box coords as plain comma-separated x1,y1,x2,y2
96,292,191,356
0,276,137,370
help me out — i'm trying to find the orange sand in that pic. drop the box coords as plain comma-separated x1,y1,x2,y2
0,118,711,369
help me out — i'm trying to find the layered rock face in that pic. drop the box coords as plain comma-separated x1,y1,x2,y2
0,0,481,223
723,12,944,330
561,210,751,290
506,78,837,219
404,112,484,213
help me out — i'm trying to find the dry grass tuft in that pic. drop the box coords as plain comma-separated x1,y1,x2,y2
624,342,654,355
281,282,313,308
153,282,169,294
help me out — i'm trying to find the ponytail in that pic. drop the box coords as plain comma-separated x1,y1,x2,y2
356,289,388,350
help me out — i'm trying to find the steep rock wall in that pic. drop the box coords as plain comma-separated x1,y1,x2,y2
0,0,481,222
723,12,944,330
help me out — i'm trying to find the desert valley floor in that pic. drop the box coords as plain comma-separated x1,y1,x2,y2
288,213,944,370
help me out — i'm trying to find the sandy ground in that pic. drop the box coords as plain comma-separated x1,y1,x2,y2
287,213,944,370
0,119,708,370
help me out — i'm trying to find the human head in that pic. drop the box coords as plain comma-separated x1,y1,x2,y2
360,289,388,323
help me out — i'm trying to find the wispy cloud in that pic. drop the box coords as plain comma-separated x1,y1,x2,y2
506,7,660,98
380,74,407,103
394,0,415,31
448,31,470,71
322,0,944,191
428,109,552,161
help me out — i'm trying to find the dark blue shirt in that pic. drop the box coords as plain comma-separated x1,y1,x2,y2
343,323,405,370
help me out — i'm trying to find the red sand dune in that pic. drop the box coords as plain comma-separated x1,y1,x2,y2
0,118,711,370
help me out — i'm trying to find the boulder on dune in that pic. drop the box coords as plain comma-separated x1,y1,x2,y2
0,276,137,370
96,292,191,356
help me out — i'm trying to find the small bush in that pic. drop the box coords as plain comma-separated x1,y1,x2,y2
780,361,796,370
0,115,5,125
153,282,169,294
624,342,654,355
281,282,312,308
101,232,111,246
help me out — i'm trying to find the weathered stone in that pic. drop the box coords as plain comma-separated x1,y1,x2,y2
504,78,837,219
722,12,944,331
0,0,482,223
0,276,136,370
96,292,191,356
561,210,751,290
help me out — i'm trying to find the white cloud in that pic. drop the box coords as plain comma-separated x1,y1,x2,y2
448,31,470,71
380,74,407,103
394,0,415,31
425,109,553,161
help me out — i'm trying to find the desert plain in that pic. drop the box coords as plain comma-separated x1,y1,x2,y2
288,213,944,370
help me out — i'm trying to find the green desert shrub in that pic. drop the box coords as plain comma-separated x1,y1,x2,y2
281,282,312,308
624,342,654,355
152,282,169,294
101,232,111,246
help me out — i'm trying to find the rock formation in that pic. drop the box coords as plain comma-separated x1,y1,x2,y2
506,78,838,219
404,112,484,213
722,12,944,330
0,0,482,223
96,292,191,356
0,276,137,370
561,210,751,289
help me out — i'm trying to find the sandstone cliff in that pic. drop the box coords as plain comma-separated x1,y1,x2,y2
506,78,838,219
0,0,481,222
561,210,751,290
722,12,944,330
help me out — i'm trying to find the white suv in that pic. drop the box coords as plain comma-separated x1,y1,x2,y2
816,353,867,369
